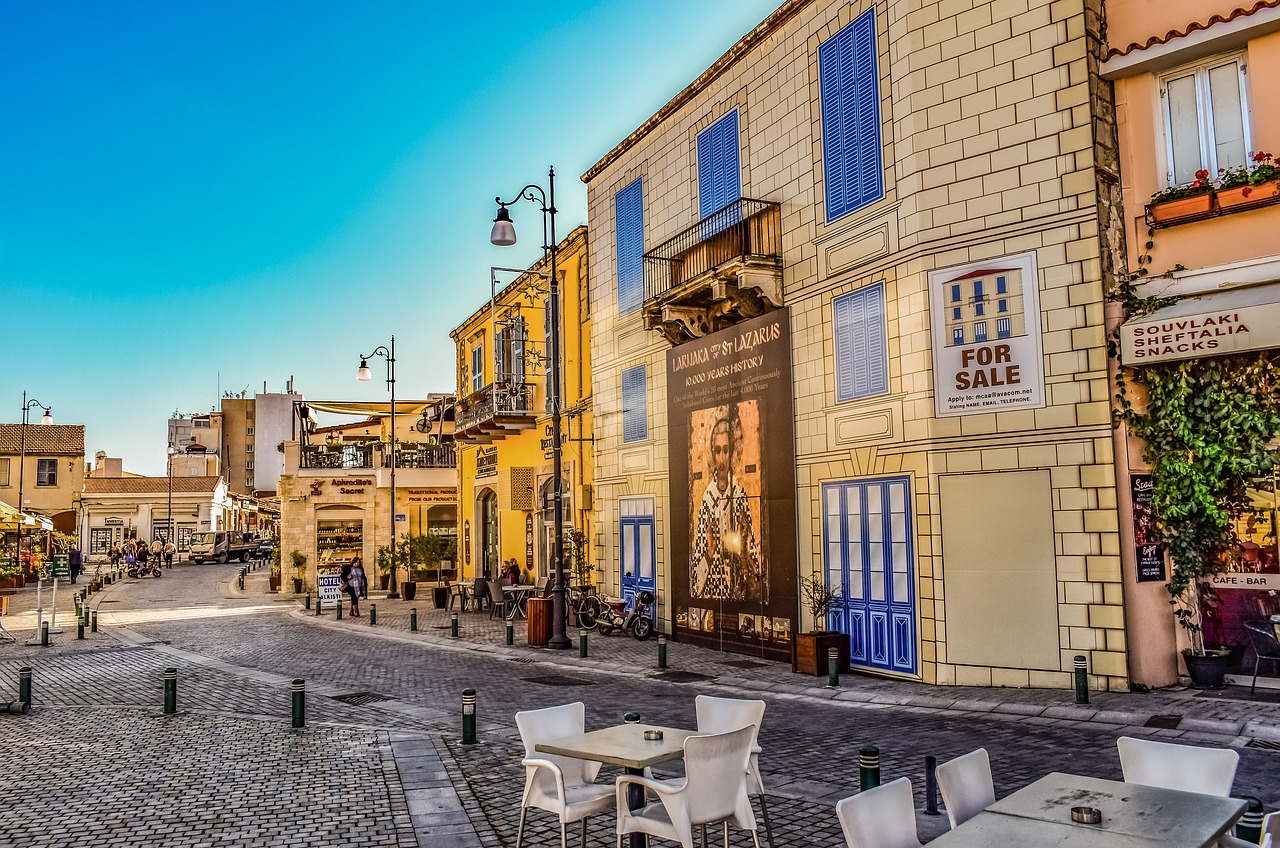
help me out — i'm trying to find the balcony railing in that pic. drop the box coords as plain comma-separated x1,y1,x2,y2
643,198,781,303
384,444,457,469
301,444,374,469
456,381,536,432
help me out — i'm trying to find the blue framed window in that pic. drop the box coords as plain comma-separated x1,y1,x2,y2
950,285,960,303
698,110,741,220
616,178,645,315
998,299,1007,313
973,280,985,302
622,365,647,442
952,327,964,345
819,9,883,221
975,322,987,342
952,307,961,320
996,275,1007,294
997,317,1011,338
975,303,985,316
833,283,888,402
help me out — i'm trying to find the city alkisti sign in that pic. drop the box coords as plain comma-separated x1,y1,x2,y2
928,251,1045,417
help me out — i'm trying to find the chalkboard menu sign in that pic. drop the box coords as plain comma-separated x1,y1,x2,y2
1131,474,1166,582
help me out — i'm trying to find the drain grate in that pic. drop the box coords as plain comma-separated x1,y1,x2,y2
652,670,714,683
508,657,537,664
1247,739,1280,751
1143,714,1182,730
332,692,392,706
721,660,768,670
525,675,594,686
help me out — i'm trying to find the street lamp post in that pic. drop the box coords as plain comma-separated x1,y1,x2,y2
358,337,399,599
166,445,175,564
490,165,571,650
16,392,53,573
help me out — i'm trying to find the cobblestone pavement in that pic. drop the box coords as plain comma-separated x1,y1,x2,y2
1,563,1278,846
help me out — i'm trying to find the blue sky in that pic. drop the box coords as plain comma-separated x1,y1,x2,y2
1,0,779,475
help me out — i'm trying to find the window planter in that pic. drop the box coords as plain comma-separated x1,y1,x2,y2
1146,192,1214,227
1215,179,1280,212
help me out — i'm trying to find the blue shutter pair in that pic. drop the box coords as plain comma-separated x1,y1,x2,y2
819,9,882,222
615,179,645,315
834,283,888,402
621,365,647,442
698,109,742,220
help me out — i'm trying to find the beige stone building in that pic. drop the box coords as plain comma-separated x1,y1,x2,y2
0,423,86,536
583,0,1129,688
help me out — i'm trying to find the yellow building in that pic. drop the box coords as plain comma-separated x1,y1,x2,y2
452,226,594,582
0,422,86,536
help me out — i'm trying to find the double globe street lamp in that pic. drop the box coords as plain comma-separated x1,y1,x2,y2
358,337,399,599
490,166,571,650
17,392,53,572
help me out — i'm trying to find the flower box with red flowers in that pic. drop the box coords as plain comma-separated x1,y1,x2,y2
1146,169,1215,226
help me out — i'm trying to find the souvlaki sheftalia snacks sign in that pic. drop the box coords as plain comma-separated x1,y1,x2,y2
928,251,1046,417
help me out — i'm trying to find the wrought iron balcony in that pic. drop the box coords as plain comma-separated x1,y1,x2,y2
301,444,374,469
383,444,456,469
455,381,537,443
642,198,783,345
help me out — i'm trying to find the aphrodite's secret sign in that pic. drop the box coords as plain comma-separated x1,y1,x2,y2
928,252,1045,417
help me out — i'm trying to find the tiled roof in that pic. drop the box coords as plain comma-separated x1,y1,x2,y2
1107,1,1280,58
84,476,221,495
944,268,1019,282
0,423,86,455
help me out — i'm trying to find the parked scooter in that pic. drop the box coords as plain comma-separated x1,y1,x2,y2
127,561,163,578
596,590,655,640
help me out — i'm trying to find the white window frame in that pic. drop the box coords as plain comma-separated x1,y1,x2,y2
1158,52,1251,187
471,345,484,394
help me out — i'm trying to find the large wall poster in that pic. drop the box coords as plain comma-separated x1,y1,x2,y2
667,309,797,660
928,251,1046,417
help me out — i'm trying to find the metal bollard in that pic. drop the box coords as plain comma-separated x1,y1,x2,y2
579,630,588,658
2,700,29,714
859,746,881,790
305,592,311,610
19,667,32,706
336,601,343,621
624,712,641,724
316,594,323,616
237,570,244,591
658,634,668,669
450,611,459,638
91,609,98,633
828,647,841,687
924,755,940,815
77,616,85,640
461,689,477,745
292,679,306,729
410,608,418,632
164,668,177,714
505,621,513,646
369,604,377,626
75,596,82,619
1236,797,1264,844
41,622,49,648
1074,655,1089,705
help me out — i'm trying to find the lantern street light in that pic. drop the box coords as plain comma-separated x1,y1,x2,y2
490,166,571,650
358,336,399,599
17,392,53,572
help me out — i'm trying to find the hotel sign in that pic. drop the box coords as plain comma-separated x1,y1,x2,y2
1120,287,1280,365
928,251,1045,417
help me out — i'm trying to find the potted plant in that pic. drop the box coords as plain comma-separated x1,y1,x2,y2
268,561,281,591
289,550,306,594
792,574,848,676
1146,170,1215,226
1216,151,1280,211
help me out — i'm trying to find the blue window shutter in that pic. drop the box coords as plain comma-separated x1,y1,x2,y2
698,110,741,219
834,283,888,402
820,10,882,222
622,365,647,442
616,179,645,315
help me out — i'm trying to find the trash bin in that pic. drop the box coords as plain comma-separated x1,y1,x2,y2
402,581,417,601
527,596,552,647
432,586,448,609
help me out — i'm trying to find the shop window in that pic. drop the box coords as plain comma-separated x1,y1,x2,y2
819,8,883,221
317,519,363,565
1161,54,1250,186
37,458,57,487
616,178,645,315
622,365,648,443
834,283,888,402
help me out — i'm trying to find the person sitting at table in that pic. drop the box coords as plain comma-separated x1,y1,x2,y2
504,558,521,586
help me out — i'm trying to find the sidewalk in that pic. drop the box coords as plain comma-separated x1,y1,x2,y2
268,579,1280,745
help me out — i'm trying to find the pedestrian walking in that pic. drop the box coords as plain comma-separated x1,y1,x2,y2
109,543,121,568
68,547,83,584
164,539,176,568
340,558,366,616
150,538,164,566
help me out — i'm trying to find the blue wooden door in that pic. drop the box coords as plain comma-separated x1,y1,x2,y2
822,477,916,675
620,499,656,620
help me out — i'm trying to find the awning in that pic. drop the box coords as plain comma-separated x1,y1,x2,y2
302,399,445,418
0,501,54,533
1119,282,1280,365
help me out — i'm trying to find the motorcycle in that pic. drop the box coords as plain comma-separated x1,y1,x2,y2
596,590,655,640
127,561,163,578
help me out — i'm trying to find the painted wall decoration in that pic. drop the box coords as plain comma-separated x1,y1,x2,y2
928,251,1045,417
667,309,797,660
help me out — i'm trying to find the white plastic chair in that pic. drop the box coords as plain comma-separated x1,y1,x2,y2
1265,811,1280,846
514,702,615,848
935,748,995,829
1116,736,1239,796
694,695,774,847
1219,835,1273,848
615,725,760,848
834,778,922,848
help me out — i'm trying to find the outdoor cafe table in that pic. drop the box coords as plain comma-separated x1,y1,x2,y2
503,584,536,619
929,772,1246,848
536,722,696,848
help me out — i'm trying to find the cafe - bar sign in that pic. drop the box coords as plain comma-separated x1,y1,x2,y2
928,251,1045,417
